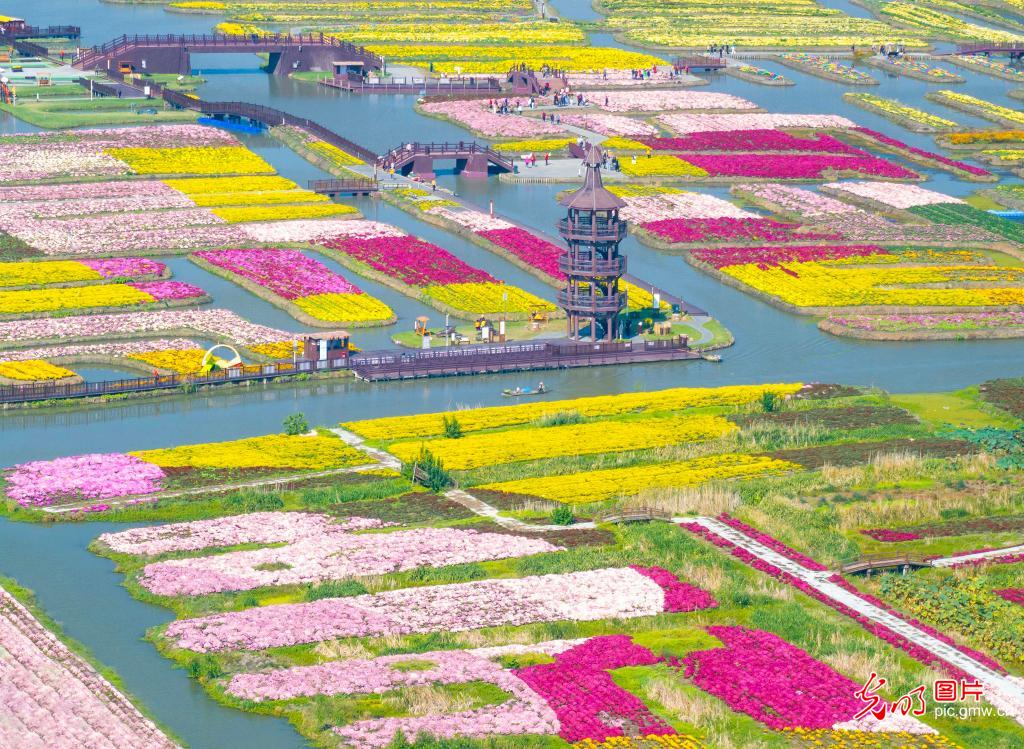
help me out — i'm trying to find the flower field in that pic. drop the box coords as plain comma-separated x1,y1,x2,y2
317,227,556,318
344,383,803,439
778,54,878,84
367,44,667,74
844,93,959,133
0,258,166,288
105,146,275,176
3,433,369,508
387,414,736,469
191,248,395,326
163,566,712,651
659,113,856,134
594,90,758,113
478,453,799,504
558,113,660,137
0,359,77,382
419,99,567,137
0,583,181,749
928,91,1024,127
0,280,206,318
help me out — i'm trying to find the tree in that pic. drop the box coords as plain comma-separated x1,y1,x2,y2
760,391,779,413
550,506,575,525
443,414,463,439
283,412,310,435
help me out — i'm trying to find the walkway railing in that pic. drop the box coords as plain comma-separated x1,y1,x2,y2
377,141,513,172
76,32,381,70
309,177,379,194
1,25,79,40
956,42,1024,55
0,358,349,405
839,553,933,575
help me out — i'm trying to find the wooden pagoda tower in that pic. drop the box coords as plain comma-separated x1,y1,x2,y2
556,145,628,342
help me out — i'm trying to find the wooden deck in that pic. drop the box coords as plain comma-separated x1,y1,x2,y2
350,337,698,381
595,507,673,524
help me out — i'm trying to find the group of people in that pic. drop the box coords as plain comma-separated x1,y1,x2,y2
551,90,587,107
520,152,551,168
540,111,563,124
878,43,907,58
628,67,661,79
488,97,529,115
706,43,736,57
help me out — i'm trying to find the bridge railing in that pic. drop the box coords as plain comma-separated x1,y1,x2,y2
377,141,513,170
956,42,1024,54
309,177,379,193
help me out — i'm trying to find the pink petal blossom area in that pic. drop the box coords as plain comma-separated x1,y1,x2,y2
558,112,659,137
80,258,167,280
681,625,864,730
630,565,718,611
97,512,389,557
996,589,1024,606
139,527,564,596
515,635,674,742
0,585,181,749
716,515,829,571
860,528,924,542
619,192,755,224
0,337,200,365
0,178,187,204
595,90,757,113
823,181,963,210
733,183,867,218
429,206,514,234
227,639,583,702
4,453,166,507
193,248,362,300
692,244,888,269
569,69,676,88
852,127,993,178
419,99,566,137
477,227,565,280
642,130,864,154
129,281,207,301
0,308,295,347
642,217,839,245
826,310,1024,334
659,113,856,134
320,234,496,287
238,218,403,244
165,566,709,652
679,153,918,180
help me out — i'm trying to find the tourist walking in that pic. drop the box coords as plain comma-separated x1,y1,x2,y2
544,152,550,166
431,178,437,191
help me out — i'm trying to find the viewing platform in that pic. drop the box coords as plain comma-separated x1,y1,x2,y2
322,72,501,94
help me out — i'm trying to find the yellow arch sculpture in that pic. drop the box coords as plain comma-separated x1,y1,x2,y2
199,344,242,375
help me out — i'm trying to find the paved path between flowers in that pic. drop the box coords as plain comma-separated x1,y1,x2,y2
682,515,1024,722
445,488,596,531
931,544,1024,567
328,428,403,469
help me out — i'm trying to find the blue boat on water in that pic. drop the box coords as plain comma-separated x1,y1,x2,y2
197,116,266,135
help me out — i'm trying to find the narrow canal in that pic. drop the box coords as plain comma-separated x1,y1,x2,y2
1,2,1023,746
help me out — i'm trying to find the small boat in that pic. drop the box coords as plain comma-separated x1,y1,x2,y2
502,387,551,397
701,353,722,363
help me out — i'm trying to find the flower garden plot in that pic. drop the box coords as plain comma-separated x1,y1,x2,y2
729,405,917,430
478,453,799,504
593,90,758,113
777,53,878,85
137,527,564,597
367,44,667,75
600,0,923,49
344,383,804,440
821,181,964,212
0,583,181,749
638,130,865,154
162,566,715,652
821,311,1024,340
866,55,963,83
191,248,394,327
862,514,1024,543
418,98,568,138
0,280,207,319
763,437,976,469
949,54,1024,82
927,90,1024,128
2,434,370,509
0,258,167,289
0,338,204,378
96,512,390,558
0,308,298,360
675,153,919,180
842,128,994,180
0,359,79,384
879,2,1021,42
105,146,275,176
658,113,856,134
317,231,556,319
557,113,660,138
693,244,1024,312
906,203,1024,245
844,92,959,133
387,414,736,470
997,589,1024,606
642,217,838,246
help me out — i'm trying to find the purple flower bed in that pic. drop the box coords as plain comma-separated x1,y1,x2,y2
641,130,865,154
321,235,495,287
853,127,993,178
630,565,718,611
129,281,206,301
717,515,829,571
194,248,362,299
692,244,887,269
678,153,919,179
681,625,862,729
642,217,840,245
81,258,166,279
4,453,166,507
861,529,923,542
477,227,565,281
514,635,675,742
996,589,1024,606
950,552,1024,569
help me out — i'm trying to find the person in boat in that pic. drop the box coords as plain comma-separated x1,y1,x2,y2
537,381,546,393
514,386,522,394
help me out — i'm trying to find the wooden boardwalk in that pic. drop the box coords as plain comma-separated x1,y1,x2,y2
838,553,933,575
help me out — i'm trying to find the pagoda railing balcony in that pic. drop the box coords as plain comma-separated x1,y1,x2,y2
557,217,628,242
557,290,626,313
558,255,626,276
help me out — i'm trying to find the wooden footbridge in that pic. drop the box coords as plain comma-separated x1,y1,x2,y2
74,32,383,76
955,42,1024,58
838,553,933,576
377,142,514,180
